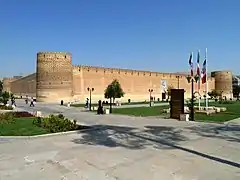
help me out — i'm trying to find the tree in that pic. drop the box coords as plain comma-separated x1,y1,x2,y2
165,85,174,101
233,85,240,100
0,91,10,105
0,80,3,94
208,90,220,99
104,79,125,113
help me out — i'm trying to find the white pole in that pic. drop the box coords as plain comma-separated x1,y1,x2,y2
205,48,209,109
198,50,201,110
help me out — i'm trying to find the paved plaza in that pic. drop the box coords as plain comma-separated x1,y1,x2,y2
0,100,239,179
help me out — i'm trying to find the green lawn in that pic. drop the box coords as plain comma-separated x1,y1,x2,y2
0,117,50,136
71,101,166,107
112,105,169,117
194,101,240,122
108,101,240,123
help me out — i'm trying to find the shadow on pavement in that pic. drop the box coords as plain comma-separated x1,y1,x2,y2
72,124,240,168
185,124,240,143
72,125,187,150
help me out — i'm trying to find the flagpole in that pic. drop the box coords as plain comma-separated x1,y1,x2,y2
205,48,208,109
190,52,193,99
198,50,201,110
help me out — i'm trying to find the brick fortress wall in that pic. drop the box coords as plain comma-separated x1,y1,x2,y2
10,73,36,97
72,65,215,102
2,78,17,92
5,51,229,102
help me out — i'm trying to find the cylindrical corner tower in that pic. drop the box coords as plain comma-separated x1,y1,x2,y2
36,52,73,102
211,71,233,99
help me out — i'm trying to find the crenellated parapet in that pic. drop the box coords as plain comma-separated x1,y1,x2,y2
73,65,190,80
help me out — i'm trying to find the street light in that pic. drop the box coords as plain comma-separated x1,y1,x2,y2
176,76,180,89
186,74,199,121
149,89,153,107
87,87,94,111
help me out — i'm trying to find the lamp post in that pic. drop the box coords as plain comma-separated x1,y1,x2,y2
176,75,180,89
149,89,153,107
87,87,94,111
186,75,199,121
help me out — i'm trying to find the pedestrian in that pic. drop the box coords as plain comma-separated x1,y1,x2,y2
30,97,34,107
11,97,16,107
85,98,89,108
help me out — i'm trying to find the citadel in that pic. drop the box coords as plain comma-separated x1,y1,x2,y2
2,52,233,102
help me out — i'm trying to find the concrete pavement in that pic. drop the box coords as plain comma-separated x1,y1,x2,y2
0,99,239,179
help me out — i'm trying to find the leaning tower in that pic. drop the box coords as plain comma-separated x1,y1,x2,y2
36,52,73,102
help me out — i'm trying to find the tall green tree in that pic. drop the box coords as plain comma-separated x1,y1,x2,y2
104,79,125,113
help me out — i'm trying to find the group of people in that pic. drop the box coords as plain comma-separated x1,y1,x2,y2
10,95,35,107
25,95,35,107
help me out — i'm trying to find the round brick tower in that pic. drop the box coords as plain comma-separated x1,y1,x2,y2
36,52,73,102
211,71,233,99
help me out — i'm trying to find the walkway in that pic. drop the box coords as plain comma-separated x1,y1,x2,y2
0,100,239,179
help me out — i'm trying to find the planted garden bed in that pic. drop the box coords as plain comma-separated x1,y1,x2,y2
0,112,89,136
0,105,13,110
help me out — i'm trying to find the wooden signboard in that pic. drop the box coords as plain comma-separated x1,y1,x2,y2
170,89,184,119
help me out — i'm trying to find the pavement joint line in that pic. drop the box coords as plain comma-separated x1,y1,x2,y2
121,130,240,169
0,115,240,169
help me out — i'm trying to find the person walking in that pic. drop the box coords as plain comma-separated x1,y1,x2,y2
30,97,34,107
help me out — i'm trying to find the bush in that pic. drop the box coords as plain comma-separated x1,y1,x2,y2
33,114,79,133
0,105,13,110
0,112,15,124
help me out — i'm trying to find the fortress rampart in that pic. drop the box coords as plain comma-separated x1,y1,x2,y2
211,71,233,99
2,77,17,92
3,52,232,103
10,73,36,97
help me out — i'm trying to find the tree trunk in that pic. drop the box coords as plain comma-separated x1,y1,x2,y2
109,98,112,113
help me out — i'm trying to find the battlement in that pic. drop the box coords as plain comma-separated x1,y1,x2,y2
37,52,72,61
73,64,191,78
37,52,71,55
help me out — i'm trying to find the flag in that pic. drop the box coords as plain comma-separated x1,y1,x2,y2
202,59,207,84
197,51,201,90
197,51,201,77
189,53,193,76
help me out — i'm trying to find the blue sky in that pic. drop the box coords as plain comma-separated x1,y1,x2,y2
1,0,240,77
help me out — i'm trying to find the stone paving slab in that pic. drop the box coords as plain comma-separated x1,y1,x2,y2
0,100,239,179
0,130,240,180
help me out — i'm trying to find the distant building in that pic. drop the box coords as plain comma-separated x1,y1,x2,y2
232,75,240,97
232,76,240,86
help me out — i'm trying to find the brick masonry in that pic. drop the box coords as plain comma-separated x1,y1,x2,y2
3,52,233,102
